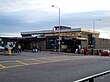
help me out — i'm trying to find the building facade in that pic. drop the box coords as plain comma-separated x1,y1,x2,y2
21,26,100,52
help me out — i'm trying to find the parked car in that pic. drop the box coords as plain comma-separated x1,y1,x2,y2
0,46,5,52
0,46,5,50
101,50,110,56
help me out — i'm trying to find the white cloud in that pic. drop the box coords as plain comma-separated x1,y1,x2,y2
1,0,110,13
0,0,53,12
50,0,110,13
0,0,110,38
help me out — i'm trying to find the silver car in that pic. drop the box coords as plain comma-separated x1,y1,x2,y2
0,46,5,50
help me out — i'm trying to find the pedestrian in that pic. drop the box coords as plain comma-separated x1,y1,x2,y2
75,48,78,54
15,44,18,53
39,46,42,52
32,45,38,52
18,44,21,53
32,45,35,52
78,45,81,54
84,47,87,55
91,48,94,55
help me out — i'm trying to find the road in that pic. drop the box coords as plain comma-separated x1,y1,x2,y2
0,51,110,82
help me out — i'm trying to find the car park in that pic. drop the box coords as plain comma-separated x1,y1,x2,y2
101,50,110,56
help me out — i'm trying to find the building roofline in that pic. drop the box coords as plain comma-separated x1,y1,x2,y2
21,28,100,35
21,28,81,35
81,28,100,34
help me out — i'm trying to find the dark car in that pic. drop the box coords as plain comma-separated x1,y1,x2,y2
101,50,110,56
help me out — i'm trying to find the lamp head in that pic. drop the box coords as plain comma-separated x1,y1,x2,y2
98,19,101,21
52,5,54,7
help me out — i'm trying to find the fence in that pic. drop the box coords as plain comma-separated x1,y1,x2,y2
74,70,110,82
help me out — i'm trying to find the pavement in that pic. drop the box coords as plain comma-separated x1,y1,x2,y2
0,50,97,58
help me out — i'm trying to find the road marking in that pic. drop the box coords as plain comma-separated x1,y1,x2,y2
33,59,47,64
24,58,47,63
0,56,88,69
0,61,15,63
16,60,29,65
0,64,6,68
6,65,23,68
24,59,35,60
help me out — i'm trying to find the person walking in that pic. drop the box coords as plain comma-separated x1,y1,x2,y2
18,44,21,53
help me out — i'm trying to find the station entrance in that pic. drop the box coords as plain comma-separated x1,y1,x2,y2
46,36,86,53
61,37,81,53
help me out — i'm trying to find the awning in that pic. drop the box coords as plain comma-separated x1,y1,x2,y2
63,37,87,41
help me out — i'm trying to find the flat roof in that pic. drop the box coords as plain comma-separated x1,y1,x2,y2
21,28,100,35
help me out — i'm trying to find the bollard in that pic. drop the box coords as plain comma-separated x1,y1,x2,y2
8,49,11,55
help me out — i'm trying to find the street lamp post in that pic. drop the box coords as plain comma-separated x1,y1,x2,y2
92,19,101,48
93,19,101,32
52,5,61,53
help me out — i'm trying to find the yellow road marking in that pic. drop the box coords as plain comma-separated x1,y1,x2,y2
24,59,34,60
33,59,47,64
6,65,23,68
0,64,6,68
0,61,15,63
16,60,29,65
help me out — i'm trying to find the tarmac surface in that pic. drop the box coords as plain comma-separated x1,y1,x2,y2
0,51,83,69
0,51,110,82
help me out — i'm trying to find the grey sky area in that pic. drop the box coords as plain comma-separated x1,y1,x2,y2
0,0,110,38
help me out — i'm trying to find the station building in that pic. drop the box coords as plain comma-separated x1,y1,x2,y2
21,26,101,52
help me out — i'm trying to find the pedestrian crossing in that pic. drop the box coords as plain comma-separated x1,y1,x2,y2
0,56,100,69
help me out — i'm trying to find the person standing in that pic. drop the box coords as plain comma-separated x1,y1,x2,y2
39,46,42,52
18,44,21,53
84,47,87,55
91,48,94,55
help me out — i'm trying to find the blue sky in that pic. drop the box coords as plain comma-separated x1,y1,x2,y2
0,0,110,38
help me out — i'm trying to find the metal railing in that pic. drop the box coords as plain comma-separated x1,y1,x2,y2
74,70,110,82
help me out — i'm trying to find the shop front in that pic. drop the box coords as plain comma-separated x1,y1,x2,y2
46,36,87,53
